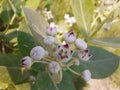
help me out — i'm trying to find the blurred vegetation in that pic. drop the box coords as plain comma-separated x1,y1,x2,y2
0,0,120,89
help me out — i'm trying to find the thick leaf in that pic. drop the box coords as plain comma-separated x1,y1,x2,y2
25,0,40,10
90,37,120,48
22,7,52,52
31,62,46,72
0,66,29,84
0,54,30,84
36,72,58,90
0,10,14,23
72,0,94,36
18,31,36,56
57,71,76,90
72,46,119,79
0,54,21,67
36,71,76,90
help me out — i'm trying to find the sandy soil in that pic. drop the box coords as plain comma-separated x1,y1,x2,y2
84,78,120,90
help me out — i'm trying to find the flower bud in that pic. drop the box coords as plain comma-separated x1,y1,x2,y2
46,22,57,36
82,69,91,81
30,46,45,60
75,39,87,50
43,36,54,45
49,61,60,74
56,44,73,62
74,59,80,66
21,56,32,68
64,31,76,43
78,49,92,61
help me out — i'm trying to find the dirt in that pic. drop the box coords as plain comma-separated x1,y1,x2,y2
84,78,120,90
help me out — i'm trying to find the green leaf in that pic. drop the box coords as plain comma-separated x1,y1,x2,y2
0,66,29,84
36,72,58,90
22,7,52,52
57,71,76,90
90,37,120,48
25,0,41,10
0,54,30,84
0,54,21,67
72,46,119,79
71,0,94,37
0,10,14,23
18,31,36,56
31,62,46,72
36,71,76,90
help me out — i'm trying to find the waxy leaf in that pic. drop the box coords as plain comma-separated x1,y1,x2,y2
72,0,94,37
36,71,76,90
72,46,119,79
18,31,36,56
90,37,120,48
22,7,52,52
25,0,40,10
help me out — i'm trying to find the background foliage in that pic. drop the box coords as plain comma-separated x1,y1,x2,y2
0,0,120,90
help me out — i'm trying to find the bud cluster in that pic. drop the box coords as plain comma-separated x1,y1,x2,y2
20,22,92,83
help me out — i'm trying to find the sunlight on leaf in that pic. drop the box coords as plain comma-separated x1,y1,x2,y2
90,37,120,48
72,0,94,37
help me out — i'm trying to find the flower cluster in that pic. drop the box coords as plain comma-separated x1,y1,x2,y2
64,14,76,27
43,8,54,20
20,23,92,83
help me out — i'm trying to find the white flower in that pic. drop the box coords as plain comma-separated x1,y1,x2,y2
49,61,60,74
46,23,58,36
64,14,76,26
82,69,91,81
74,59,80,66
64,31,76,43
43,8,54,20
44,36,54,45
64,14,70,19
21,56,32,68
56,44,73,62
70,17,76,23
75,39,87,50
30,46,45,60
78,49,92,61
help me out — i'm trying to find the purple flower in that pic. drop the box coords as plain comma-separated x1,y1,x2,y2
56,43,73,62
64,31,76,43
78,49,92,61
21,56,32,68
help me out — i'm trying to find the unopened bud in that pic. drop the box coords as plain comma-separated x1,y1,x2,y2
46,23,57,36
30,46,45,60
43,36,54,45
49,61,60,74
21,56,32,68
64,31,76,43
75,39,87,50
82,69,91,81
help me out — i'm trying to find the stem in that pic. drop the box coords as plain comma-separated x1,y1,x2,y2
67,66,81,76
34,60,49,64
43,57,53,62
67,57,78,67
1,39,5,54
8,0,16,13
10,14,16,25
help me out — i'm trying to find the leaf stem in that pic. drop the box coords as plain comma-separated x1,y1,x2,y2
34,60,49,64
67,66,81,76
